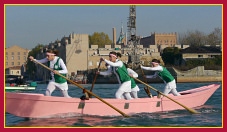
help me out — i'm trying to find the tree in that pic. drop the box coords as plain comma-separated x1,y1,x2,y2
206,28,222,46
178,28,222,47
161,47,181,66
89,32,112,48
179,30,206,47
26,44,44,80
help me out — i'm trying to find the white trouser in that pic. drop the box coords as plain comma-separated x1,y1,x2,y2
115,80,132,100
163,79,181,96
130,85,140,98
46,81,71,98
130,91,138,98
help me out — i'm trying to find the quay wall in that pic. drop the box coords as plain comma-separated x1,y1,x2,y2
172,66,222,83
176,76,222,83
93,66,222,83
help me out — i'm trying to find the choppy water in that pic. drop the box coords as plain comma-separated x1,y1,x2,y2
5,82,222,127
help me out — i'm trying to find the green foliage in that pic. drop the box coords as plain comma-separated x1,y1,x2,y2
185,59,204,67
214,55,222,65
162,46,222,70
185,57,222,69
26,44,44,79
28,44,44,57
161,47,181,65
89,32,112,48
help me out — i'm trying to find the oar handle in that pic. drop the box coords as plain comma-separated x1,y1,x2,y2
133,77,199,114
90,60,102,93
140,65,148,83
31,58,129,117
140,65,152,97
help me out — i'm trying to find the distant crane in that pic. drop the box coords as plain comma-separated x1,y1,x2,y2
127,5,141,67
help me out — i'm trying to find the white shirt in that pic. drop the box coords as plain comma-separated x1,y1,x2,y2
35,56,68,81
141,65,163,79
127,68,138,78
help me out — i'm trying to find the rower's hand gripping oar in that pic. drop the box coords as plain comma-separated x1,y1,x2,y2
140,65,153,98
88,60,102,98
30,58,129,117
132,77,200,114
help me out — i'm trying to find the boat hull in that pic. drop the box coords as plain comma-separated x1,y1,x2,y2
5,84,220,118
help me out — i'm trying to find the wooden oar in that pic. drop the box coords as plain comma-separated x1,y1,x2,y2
89,60,102,98
31,59,129,117
140,66,153,98
132,77,200,114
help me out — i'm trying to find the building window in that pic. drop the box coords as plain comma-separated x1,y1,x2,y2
208,55,214,58
11,62,14,65
6,56,8,60
18,56,20,60
24,52,26,55
18,52,20,55
11,52,14,55
88,61,93,66
18,62,20,65
6,62,8,65
12,56,14,60
6,52,8,55
24,56,26,60
198,55,203,58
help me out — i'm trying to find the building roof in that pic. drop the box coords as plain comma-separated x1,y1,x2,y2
180,46,222,53
6,45,29,51
7,66,21,70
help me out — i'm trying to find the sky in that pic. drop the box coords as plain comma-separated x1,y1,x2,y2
5,4,222,50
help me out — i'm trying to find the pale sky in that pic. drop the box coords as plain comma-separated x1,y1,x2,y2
5,5,222,50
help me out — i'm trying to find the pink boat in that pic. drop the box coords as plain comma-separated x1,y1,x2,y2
5,84,220,118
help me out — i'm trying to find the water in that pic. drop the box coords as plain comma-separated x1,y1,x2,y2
5,82,222,127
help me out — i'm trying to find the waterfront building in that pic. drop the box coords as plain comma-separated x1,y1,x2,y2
5,45,30,69
5,45,30,79
140,32,189,53
35,33,89,81
34,32,189,82
181,46,222,60
5,66,21,76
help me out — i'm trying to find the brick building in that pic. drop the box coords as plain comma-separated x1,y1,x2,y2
140,32,182,53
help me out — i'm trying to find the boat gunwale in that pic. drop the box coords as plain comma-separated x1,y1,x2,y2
6,84,220,103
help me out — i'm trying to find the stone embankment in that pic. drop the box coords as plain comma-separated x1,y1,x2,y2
171,66,222,83
139,66,222,83
95,66,222,83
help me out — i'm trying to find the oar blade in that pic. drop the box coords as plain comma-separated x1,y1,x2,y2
189,108,200,114
134,77,199,114
89,60,102,98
